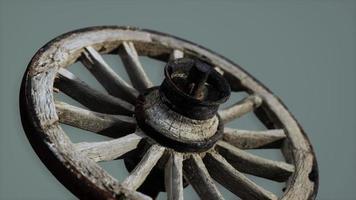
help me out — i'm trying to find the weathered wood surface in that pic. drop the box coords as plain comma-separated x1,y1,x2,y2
223,128,286,149
280,151,316,200
165,152,184,200
75,132,145,162
204,152,278,200
81,46,139,104
122,145,165,190
55,101,136,137
214,67,224,75
22,26,318,200
144,90,219,141
170,49,184,60
218,95,262,124
216,141,294,182
23,62,151,199
183,154,224,200
118,41,153,92
55,68,134,115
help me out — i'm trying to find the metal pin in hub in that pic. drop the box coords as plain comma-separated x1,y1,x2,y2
186,60,212,100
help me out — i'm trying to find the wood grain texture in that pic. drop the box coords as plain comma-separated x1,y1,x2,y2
216,141,294,182
55,68,134,115
118,41,153,92
21,26,317,199
204,152,278,200
122,145,165,190
165,152,184,200
144,90,219,142
55,101,136,137
218,94,262,123
183,154,224,200
81,46,139,104
75,132,145,162
280,151,316,200
223,127,286,149
23,63,150,199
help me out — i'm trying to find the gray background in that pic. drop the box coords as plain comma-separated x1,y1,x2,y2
1,0,355,199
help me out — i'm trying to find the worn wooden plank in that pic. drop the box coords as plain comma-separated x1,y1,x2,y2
55,68,134,115
55,101,136,138
165,152,184,200
118,41,153,92
183,154,224,200
218,95,262,123
75,132,145,162
81,46,139,104
216,141,294,182
204,152,278,200
223,128,286,149
122,145,165,190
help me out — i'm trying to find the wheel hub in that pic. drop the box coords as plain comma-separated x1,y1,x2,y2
135,58,230,152
20,26,318,200
126,58,231,196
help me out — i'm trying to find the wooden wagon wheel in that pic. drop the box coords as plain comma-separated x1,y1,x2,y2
20,26,318,200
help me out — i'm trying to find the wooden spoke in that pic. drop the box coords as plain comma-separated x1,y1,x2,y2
214,67,224,75
169,49,184,60
122,145,165,190
218,94,262,123
81,46,139,104
75,132,145,162
55,68,134,115
118,41,153,92
55,101,136,138
22,27,319,200
165,152,184,200
223,128,286,149
183,154,224,200
216,141,294,182
204,152,278,200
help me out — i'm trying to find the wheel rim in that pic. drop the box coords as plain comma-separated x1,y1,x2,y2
20,26,318,200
